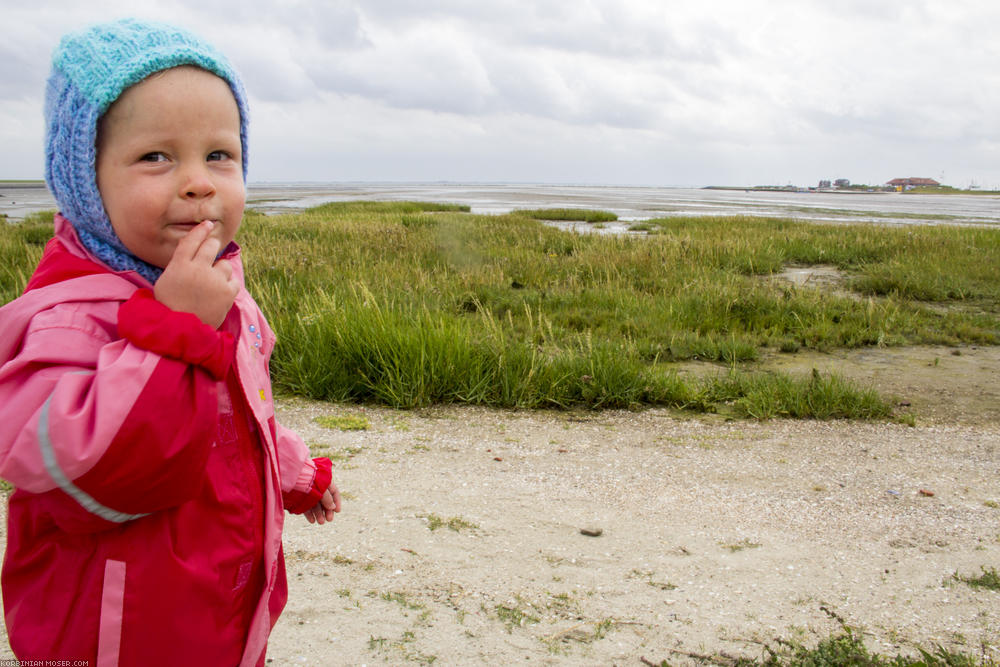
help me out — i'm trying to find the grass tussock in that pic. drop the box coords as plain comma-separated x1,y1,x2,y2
3,202,998,418
953,566,1000,591
0,211,54,303
313,414,370,431
657,606,996,666
517,208,618,223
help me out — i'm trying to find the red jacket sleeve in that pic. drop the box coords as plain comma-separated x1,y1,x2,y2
0,291,235,531
118,289,234,380
282,457,333,514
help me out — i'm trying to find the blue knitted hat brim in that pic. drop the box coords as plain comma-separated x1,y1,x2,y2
44,19,250,284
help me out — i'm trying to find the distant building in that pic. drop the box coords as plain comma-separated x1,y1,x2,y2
818,179,832,188
834,178,851,188
886,177,940,191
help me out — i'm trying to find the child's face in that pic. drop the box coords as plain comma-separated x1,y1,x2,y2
96,66,245,270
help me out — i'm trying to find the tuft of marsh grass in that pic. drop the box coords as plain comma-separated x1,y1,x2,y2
655,606,996,666
744,635,992,667
313,414,370,431
22,210,56,226
420,513,477,532
516,208,618,223
704,369,893,420
722,538,762,552
1,212,53,304
308,201,470,216
380,591,424,610
953,566,1000,591
495,598,540,631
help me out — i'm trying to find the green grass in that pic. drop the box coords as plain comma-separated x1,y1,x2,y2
4,201,999,419
495,598,540,631
1,210,53,303
654,607,995,666
303,200,470,216
313,414,370,431
743,636,989,666
705,369,892,420
240,204,997,415
516,208,618,223
953,566,1000,591
420,514,478,532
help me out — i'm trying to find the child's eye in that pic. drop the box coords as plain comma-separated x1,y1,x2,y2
207,150,232,162
140,152,167,162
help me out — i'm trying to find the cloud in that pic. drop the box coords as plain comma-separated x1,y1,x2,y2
4,0,1000,186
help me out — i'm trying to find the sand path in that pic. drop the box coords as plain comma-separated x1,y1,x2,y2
268,346,1000,665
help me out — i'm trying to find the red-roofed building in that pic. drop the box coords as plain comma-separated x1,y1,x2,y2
886,177,940,190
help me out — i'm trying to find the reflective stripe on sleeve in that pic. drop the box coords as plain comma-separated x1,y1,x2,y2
38,381,149,523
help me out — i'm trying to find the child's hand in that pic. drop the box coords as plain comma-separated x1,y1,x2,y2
153,220,239,329
303,481,342,525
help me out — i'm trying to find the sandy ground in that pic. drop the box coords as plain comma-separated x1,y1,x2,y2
264,346,1000,666
1,346,998,665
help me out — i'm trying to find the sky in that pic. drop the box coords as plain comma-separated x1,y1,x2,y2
2,0,1000,188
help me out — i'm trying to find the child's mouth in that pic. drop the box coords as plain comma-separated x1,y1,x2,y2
171,219,218,230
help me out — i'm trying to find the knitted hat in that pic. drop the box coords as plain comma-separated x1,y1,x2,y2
44,18,250,283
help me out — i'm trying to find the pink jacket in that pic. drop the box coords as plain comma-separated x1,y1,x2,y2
0,215,332,666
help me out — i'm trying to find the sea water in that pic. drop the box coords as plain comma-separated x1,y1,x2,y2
4,182,998,227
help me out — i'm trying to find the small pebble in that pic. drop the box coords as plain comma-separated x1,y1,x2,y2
580,527,603,537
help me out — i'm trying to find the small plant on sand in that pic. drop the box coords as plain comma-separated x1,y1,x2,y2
630,569,677,590
646,576,677,591
381,591,424,611
420,513,478,532
593,618,615,640
306,441,329,457
953,566,1000,591
644,606,994,666
495,597,540,631
722,538,762,552
313,414,370,431
327,446,365,462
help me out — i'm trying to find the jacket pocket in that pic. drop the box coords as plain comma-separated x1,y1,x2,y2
97,559,126,667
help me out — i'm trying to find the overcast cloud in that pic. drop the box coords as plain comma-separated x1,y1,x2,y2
2,0,999,187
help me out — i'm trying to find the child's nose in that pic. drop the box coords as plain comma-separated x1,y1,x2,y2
181,165,217,199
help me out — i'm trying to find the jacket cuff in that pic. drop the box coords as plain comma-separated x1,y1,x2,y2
117,289,234,381
283,457,333,515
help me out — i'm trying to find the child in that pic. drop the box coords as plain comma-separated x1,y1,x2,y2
0,18,340,666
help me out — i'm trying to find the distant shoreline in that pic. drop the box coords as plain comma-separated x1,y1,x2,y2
704,184,1000,196
704,185,890,194
0,180,46,188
